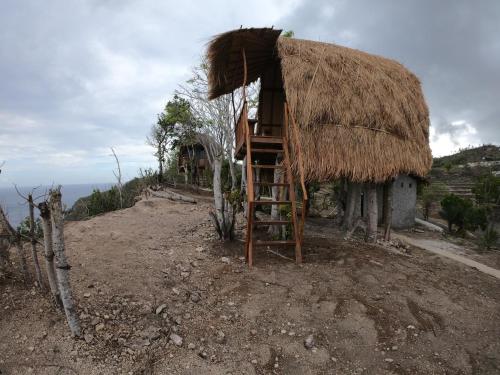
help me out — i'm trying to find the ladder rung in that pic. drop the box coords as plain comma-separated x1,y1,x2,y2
254,182,289,186
252,164,284,169
253,220,291,225
254,240,296,246
251,148,283,154
253,200,291,205
250,136,283,144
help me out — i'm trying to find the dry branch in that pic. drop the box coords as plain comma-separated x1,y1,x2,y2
147,188,196,203
28,194,45,289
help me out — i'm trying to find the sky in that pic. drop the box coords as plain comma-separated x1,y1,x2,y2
0,0,499,187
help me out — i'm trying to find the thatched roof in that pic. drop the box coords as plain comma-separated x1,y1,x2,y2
207,28,432,183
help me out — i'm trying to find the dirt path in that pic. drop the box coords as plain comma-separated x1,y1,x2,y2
395,233,500,280
1,195,499,374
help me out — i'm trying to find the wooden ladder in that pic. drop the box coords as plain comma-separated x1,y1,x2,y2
243,104,303,267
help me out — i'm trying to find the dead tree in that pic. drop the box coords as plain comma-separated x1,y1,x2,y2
383,180,393,241
38,202,62,307
365,183,378,243
110,147,123,208
28,194,45,289
50,188,81,337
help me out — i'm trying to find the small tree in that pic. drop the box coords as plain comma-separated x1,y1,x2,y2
440,194,469,232
440,194,487,234
421,182,449,220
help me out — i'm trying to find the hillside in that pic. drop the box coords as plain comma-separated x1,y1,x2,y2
428,145,500,202
433,144,500,168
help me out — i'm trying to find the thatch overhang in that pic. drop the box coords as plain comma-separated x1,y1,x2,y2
207,28,433,183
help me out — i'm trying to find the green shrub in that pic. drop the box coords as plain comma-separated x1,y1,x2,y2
480,227,498,250
86,187,122,216
17,216,43,239
439,194,487,233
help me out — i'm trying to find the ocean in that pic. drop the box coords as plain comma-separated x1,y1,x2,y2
0,183,113,227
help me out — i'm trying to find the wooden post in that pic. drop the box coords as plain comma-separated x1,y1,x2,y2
365,183,378,243
38,202,62,307
50,188,81,337
28,194,44,289
383,180,393,241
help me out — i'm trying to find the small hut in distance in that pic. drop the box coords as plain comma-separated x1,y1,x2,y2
207,28,432,266
177,142,209,187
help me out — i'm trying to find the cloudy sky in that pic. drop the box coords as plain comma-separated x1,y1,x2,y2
1,0,499,187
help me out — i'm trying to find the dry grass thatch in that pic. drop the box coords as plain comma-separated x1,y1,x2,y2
207,28,432,182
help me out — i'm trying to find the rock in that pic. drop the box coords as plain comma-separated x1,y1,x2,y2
83,293,91,298
188,343,196,350
384,358,394,363
199,351,208,359
95,323,105,332
190,292,201,303
156,304,167,315
407,325,416,330
172,287,180,295
391,345,398,351
221,257,230,264
28,346,35,352
251,359,258,364
250,329,257,336
169,333,183,347
84,333,94,344
141,327,161,341
196,246,204,252
215,331,226,344
304,335,315,350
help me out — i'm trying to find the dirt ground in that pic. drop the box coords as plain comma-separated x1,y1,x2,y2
1,191,499,375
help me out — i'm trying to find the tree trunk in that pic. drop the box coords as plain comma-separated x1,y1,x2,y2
268,158,282,236
39,202,62,307
157,144,164,184
28,194,44,289
383,181,393,241
228,157,237,190
343,181,361,230
49,188,81,337
254,166,261,202
240,156,247,217
158,160,163,184
365,183,378,243
210,158,236,241
213,158,225,228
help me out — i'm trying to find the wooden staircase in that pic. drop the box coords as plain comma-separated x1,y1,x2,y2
240,102,307,267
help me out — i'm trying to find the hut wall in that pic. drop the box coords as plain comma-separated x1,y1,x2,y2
361,175,416,229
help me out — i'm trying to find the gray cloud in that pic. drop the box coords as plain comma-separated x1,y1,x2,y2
1,0,499,186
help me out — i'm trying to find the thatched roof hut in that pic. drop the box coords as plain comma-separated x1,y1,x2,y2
207,28,432,183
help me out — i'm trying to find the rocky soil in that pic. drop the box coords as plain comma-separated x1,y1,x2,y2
1,192,499,374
